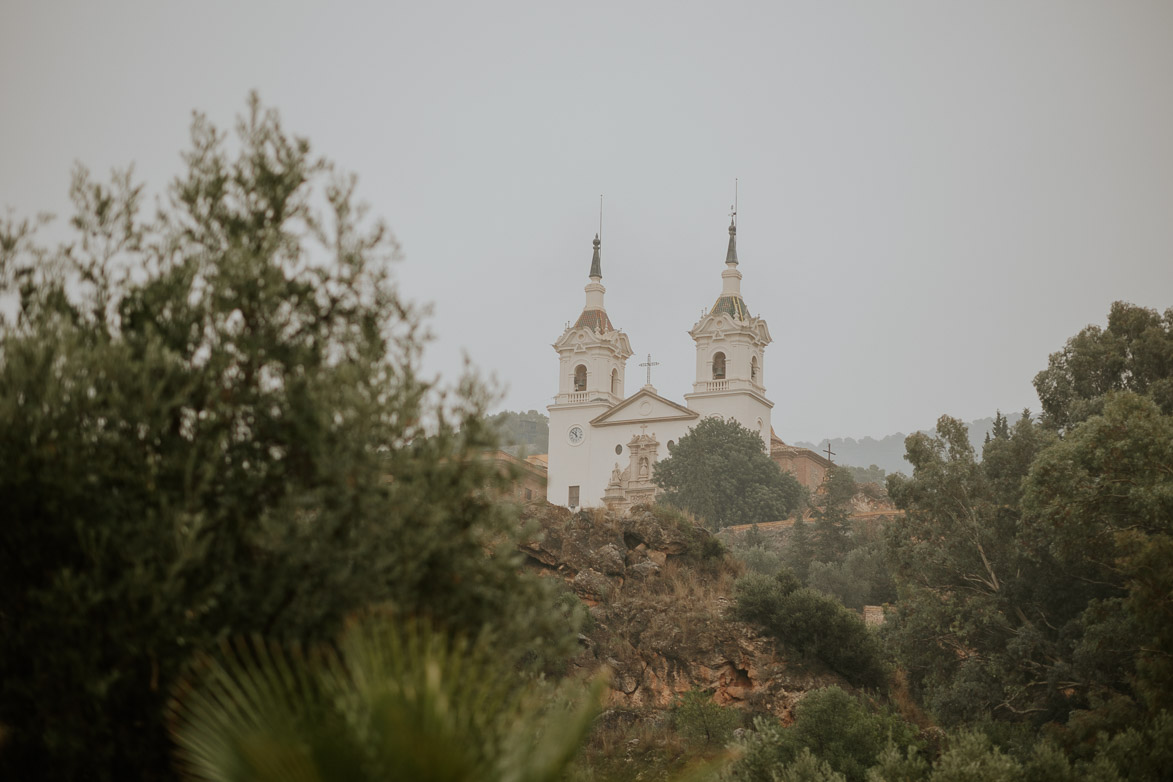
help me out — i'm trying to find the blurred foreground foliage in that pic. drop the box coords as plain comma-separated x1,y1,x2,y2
0,95,581,779
168,616,603,782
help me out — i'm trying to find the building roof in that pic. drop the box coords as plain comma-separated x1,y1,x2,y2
770,430,836,469
480,449,549,484
573,308,615,332
709,294,751,320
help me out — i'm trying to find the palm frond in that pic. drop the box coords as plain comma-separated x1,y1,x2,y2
168,617,603,782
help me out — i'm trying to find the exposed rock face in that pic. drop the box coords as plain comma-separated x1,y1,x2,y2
519,504,841,719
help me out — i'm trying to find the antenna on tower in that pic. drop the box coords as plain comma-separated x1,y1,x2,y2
733,178,738,226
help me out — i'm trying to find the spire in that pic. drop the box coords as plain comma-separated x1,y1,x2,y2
589,233,602,280
576,232,611,331
725,217,738,266
709,212,747,319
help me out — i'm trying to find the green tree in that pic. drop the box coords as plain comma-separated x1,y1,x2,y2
1033,301,1173,430
652,417,805,530
785,516,815,583
882,414,1063,725
733,573,887,689
808,544,894,611
843,463,887,487
671,688,742,747
810,467,857,563
731,687,920,782
884,302,1173,735
1020,392,1173,713
0,96,579,780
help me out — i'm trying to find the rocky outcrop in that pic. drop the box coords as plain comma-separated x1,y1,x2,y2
519,504,842,719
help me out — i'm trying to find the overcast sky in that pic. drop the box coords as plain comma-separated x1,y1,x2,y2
3,1,1171,442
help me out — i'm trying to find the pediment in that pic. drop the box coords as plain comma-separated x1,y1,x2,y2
590,388,699,427
689,312,772,345
553,326,633,356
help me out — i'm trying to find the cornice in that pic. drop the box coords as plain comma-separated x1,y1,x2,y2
688,313,772,345
683,387,775,409
553,327,633,358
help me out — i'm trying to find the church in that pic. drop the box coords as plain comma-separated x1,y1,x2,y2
547,216,777,511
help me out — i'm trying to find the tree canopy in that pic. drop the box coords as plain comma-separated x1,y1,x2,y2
884,302,1173,735
1034,300,1173,430
0,95,579,780
652,417,805,530
485,409,549,454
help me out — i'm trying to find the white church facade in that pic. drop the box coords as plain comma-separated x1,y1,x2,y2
547,217,775,510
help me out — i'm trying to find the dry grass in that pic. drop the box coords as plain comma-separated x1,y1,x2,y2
887,668,937,729
648,559,740,617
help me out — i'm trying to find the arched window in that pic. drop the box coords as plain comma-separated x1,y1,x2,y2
712,352,726,380
751,355,759,383
574,364,587,391
611,368,619,395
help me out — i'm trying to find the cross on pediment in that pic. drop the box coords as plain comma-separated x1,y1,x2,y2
823,443,836,463
639,353,660,386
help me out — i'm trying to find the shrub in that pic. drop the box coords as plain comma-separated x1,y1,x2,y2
733,574,887,689
672,688,742,747
731,687,920,782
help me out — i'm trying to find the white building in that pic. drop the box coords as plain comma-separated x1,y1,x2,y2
547,217,774,510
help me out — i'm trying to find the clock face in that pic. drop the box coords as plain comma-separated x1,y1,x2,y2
568,425,585,446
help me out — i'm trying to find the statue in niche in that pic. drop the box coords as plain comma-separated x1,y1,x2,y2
638,456,650,479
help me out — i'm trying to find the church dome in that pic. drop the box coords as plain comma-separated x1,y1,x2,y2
709,293,750,321
574,308,615,332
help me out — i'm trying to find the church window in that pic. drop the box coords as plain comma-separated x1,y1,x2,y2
568,485,580,507
615,444,622,455
751,356,758,382
667,439,675,450
712,352,726,380
574,364,587,391
611,368,619,395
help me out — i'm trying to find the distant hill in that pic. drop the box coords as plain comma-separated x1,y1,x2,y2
796,412,1024,476
487,409,549,456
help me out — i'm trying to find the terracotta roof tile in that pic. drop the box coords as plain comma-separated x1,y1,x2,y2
574,308,614,332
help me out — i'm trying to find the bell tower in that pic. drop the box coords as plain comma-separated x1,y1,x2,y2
547,234,633,508
683,215,774,448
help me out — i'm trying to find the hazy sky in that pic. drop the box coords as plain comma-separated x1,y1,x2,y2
3,1,1171,442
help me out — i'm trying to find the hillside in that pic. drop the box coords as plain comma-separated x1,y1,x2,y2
519,504,844,711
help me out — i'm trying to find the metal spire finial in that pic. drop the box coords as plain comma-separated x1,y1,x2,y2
589,232,602,279
725,179,739,265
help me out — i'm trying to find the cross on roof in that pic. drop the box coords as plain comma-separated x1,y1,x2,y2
823,443,836,463
639,353,660,386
